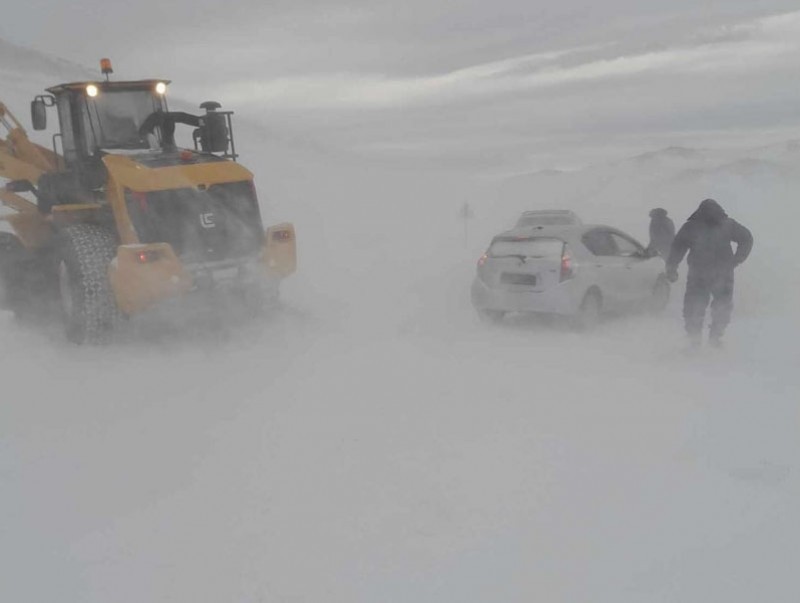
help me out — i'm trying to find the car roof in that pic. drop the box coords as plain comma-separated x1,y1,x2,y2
495,224,614,239
519,209,576,215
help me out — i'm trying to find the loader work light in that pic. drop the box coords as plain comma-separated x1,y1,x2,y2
155,82,167,95
86,84,99,97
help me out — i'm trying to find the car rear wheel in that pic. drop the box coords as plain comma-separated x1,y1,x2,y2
573,290,601,331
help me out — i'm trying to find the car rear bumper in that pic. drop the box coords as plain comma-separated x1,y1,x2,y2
471,277,581,315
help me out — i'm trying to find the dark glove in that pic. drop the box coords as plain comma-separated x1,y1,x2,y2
665,267,678,283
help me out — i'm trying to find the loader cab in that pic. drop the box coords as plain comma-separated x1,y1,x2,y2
42,80,169,169
30,66,239,212
29,80,169,209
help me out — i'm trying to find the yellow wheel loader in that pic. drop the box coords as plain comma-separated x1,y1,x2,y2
0,59,296,343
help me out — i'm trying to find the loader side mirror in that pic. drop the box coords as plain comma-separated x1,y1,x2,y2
5,180,35,193
31,98,47,131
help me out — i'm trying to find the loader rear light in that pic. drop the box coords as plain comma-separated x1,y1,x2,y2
86,84,99,98
272,229,293,242
136,250,162,264
155,81,167,95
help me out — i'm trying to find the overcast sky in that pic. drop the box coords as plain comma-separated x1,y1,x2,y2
4,1,800,174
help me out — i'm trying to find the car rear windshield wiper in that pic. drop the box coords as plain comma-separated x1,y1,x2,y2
492,254,551,259
491,254,530,262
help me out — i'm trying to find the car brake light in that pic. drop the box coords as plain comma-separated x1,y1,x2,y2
477,253,488,267
560,247,574,281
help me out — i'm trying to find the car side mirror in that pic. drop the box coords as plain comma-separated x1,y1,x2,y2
31,98,47,131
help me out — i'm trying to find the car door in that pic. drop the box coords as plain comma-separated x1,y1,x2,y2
609,231,658,306
580,228,627,310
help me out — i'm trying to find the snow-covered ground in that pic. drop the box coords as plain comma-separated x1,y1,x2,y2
1,40,799,602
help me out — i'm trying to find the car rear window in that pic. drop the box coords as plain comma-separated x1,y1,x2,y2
489,237,564,258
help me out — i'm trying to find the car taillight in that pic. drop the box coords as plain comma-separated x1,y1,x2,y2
477,253,488,267
560,247,574,281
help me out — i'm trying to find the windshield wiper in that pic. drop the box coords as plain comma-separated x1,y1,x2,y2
492,254,528,262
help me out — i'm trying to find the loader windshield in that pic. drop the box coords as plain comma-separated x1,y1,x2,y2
81,89,165,151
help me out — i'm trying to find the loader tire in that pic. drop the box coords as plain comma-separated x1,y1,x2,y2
0,233,27,313
57,224,119,344
477,309,505,324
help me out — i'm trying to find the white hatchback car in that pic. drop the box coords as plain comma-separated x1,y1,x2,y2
471,224,669,326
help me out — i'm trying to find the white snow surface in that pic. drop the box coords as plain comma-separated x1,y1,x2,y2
1,42,799,602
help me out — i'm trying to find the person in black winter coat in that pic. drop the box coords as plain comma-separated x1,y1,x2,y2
666,199,753,347
647,208,675,259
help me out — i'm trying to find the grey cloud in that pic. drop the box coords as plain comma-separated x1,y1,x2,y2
3,0,800,174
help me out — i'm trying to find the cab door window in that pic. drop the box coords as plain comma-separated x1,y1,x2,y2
56,94,79,165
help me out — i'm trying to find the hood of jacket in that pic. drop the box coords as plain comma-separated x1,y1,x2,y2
688,198,727,225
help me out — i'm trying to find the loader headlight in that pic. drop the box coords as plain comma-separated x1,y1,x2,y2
155,82,167,95
86,84,99,98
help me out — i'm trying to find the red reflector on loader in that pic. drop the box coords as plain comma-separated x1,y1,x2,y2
136,250,161,264
129,190,148,211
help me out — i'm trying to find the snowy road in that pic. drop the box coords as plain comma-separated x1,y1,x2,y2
2,236,798,602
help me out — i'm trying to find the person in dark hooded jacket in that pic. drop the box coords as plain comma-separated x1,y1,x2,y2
666,199,753,347
647,208,675,259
